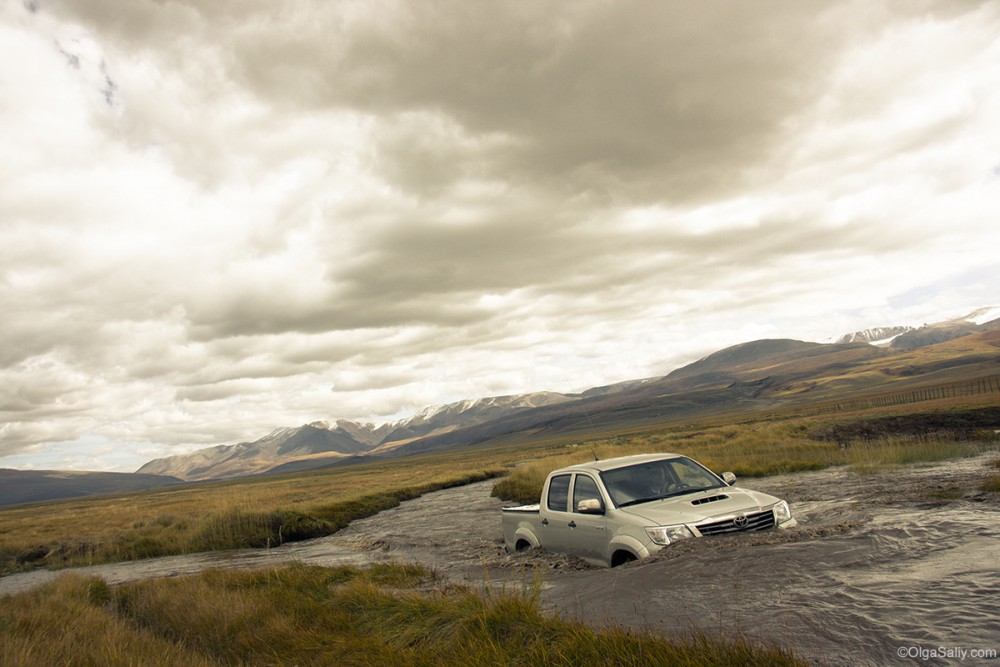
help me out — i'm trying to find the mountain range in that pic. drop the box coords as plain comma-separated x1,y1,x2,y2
3,308,996,506
135,306,1000,482
136,391,580,480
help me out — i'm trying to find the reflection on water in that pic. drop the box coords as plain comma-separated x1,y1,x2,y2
3,457,998,666
0,537,384,596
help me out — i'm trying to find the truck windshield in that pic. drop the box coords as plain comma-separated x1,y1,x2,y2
601,457,726,508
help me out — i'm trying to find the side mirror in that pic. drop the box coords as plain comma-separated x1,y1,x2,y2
576,498,605,514
721,472,736,486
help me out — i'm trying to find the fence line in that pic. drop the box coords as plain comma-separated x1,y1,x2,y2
835,375,1000,412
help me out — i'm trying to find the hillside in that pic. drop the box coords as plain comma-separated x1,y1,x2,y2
382,328,1000,459
137,422,374,480
0,469,184,507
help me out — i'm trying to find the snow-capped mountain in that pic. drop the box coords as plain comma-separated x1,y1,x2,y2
836,326,915,345
836,306,1000,348
137,392,579,481
137,420,375,480
953,306,1000,326
378,391,575,446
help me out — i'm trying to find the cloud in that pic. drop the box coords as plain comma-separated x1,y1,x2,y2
193,2,844,204
1,0,999,470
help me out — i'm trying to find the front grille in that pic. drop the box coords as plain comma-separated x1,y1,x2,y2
691,494,729,505
696,509,775,536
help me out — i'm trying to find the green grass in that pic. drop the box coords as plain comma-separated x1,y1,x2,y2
0,564,805,666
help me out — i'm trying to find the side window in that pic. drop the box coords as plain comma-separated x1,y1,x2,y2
573,475,604,513
546,474,571,513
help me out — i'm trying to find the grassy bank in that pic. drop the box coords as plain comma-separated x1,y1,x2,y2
492,409,1000,504
0,563,805,666
0,458,503,574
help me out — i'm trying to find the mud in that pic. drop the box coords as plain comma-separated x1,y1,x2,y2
2,454,998,666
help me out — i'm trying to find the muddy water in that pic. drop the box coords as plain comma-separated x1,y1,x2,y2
541,504,1000,666
2,455,998,666
534,458,1000,666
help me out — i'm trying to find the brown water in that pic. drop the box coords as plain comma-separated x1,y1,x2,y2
3,455,998,666
538,503,1000,666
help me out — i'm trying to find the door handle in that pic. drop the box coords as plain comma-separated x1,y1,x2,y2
568,520,577,528
541,518,549,526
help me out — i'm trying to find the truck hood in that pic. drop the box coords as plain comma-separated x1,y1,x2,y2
619,486,781,525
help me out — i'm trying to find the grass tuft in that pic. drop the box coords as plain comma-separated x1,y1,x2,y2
982,475,1000,493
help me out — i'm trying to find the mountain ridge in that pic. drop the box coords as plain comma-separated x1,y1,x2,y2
137,307,1000,481
137,391,581,480
125,305,999,481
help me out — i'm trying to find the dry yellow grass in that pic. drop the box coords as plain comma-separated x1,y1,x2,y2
493,415,1000,504
0,564,807,666
0,448,512,572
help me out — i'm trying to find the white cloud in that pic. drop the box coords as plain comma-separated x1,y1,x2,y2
1,0,999,471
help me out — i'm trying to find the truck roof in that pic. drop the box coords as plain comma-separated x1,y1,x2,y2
557,452,684,474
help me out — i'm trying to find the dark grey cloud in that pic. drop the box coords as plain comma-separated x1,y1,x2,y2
226,2,841,204
49,2,853,200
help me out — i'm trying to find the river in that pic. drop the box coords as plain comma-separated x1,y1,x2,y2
2,454,998,666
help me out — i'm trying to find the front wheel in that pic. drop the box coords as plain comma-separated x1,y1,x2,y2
610,550,637,567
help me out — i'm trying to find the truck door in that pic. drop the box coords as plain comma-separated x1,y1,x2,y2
540,473,574,552
542,473,609,562
568,473,609,562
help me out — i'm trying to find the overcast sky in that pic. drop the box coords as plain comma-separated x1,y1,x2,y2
2,1,999,472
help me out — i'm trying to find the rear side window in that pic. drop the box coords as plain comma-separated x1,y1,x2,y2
546,474,571,512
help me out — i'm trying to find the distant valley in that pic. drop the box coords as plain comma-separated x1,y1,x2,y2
0,469,184,506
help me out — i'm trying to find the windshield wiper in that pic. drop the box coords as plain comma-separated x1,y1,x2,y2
618,495,663,508
659,488,704,499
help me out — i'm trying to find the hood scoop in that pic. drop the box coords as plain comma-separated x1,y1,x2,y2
691,494,729,506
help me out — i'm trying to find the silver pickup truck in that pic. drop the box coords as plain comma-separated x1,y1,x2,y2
502,453,796,567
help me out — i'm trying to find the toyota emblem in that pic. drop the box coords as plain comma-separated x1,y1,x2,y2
733,514,748,527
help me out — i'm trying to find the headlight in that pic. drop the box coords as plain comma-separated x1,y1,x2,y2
771,500,792,524
644,524,694,546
